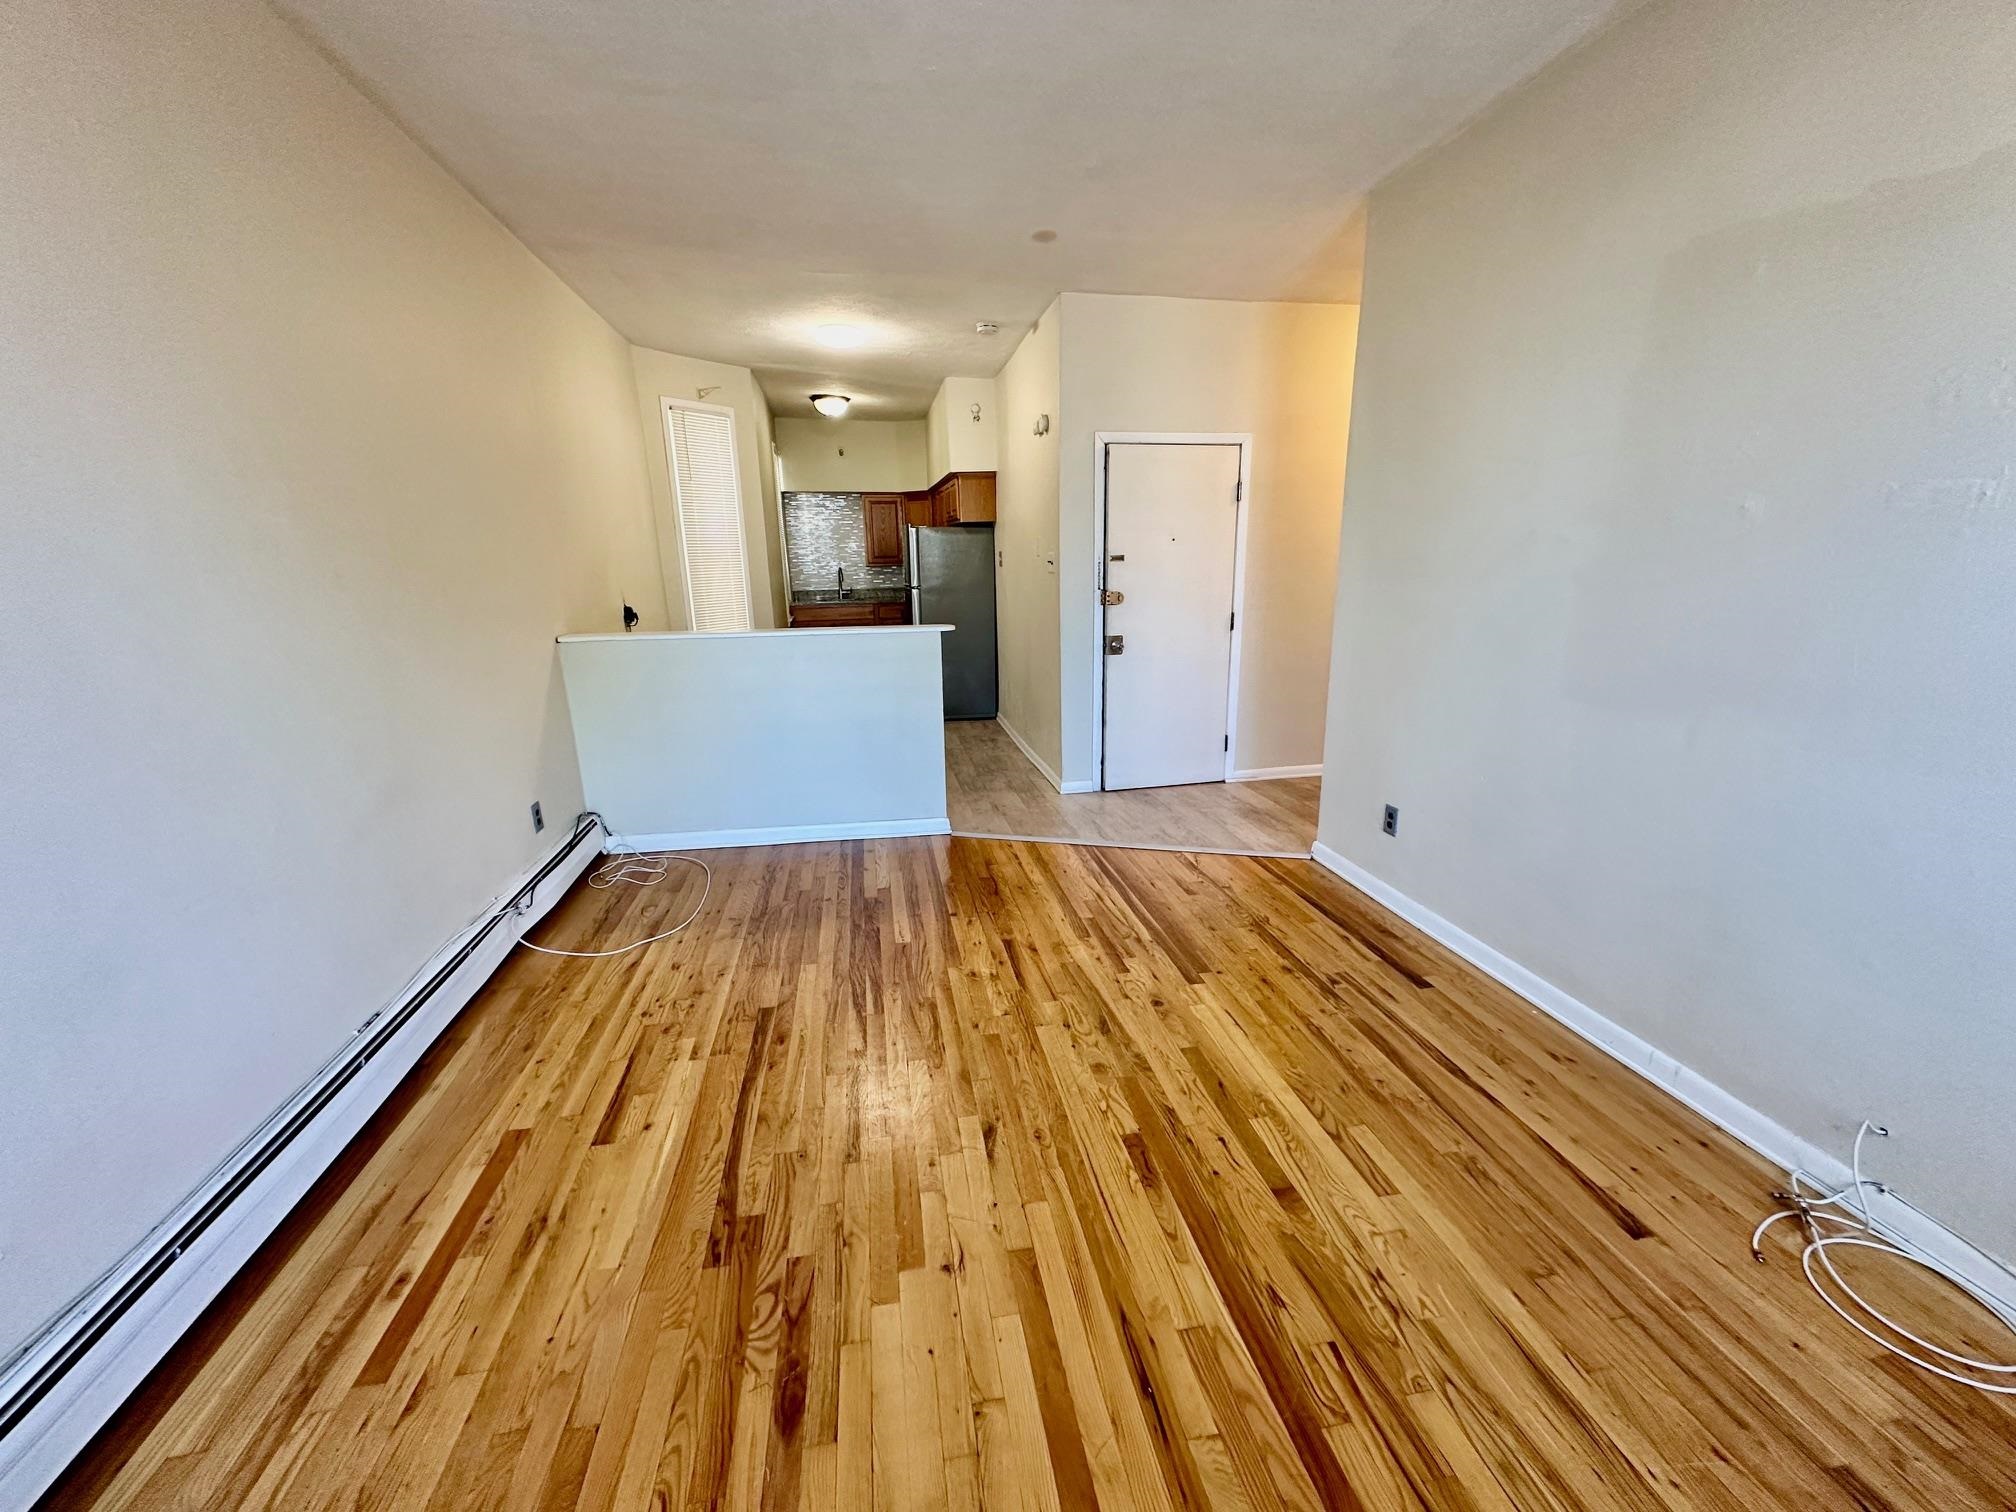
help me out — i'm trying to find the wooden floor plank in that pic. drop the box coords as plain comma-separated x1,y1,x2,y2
945,718,1321,855
40,837,2016,1511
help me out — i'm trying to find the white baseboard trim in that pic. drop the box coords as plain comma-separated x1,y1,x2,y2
0,823,605,1509
1308,841,2016,1316
611,818,950,853
1230,763,1323,782
994,716,1101,794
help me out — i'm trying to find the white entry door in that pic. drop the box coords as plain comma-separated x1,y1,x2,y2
1101,442,1242,790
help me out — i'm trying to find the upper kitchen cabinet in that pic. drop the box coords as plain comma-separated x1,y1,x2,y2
862,493,906,565
929,471,996,525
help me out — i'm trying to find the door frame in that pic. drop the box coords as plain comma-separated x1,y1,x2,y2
1090,432,1254,790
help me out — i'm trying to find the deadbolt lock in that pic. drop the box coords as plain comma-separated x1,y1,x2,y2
1104,634,1125,655
1100,589,1125,606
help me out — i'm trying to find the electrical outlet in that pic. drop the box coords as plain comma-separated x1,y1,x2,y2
1382,804,1399,837
530,801,545,834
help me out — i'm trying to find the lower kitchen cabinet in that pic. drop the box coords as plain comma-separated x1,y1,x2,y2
788,601,910,628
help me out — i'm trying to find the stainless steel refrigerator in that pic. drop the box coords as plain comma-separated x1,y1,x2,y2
906,525,998,719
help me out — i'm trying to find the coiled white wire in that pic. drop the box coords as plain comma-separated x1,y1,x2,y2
1751,1122,2016,1394
515,829,711,958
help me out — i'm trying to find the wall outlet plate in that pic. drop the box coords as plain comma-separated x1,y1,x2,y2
530,801,545,834
1382,804,1399,837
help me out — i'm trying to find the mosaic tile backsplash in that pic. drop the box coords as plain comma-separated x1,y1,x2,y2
782,492,907,594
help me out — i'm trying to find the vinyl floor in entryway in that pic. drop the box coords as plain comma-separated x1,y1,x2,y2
945,718,1321,855
44,837,2016,1510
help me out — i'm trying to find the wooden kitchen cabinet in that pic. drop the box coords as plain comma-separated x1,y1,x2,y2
789,600,910,628
862,493,906,565
928,471,996,525
903,491,933,528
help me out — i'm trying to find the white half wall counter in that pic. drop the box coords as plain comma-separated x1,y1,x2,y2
557,627,952,849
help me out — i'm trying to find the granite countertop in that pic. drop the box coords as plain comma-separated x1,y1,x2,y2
791,588,907,605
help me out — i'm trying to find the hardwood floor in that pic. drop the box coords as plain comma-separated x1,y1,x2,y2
946,719,1320,855
45,838,2016,1510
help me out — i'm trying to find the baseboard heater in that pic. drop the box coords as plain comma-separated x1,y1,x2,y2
0,812,605,1503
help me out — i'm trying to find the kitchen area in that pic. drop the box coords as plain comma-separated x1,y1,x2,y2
782,470,999,718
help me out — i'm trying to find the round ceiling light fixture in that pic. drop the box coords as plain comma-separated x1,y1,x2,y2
810,393,852,418
814,323,867,349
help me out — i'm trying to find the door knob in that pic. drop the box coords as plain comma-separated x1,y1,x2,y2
1104,634,1125,655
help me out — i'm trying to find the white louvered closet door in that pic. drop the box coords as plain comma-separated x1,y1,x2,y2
663,402,752,632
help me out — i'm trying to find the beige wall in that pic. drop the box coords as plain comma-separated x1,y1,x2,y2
0,0,663,1353
991,305,1065,775
1057,294,1358,785
630,346,787,629
1321,0,2016,1258
774,417,930,493
927,376,1000,482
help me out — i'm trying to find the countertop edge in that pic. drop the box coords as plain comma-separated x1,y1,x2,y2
559,625,954,644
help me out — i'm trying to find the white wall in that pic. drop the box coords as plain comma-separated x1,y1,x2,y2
1320,0,2016,1259
774,417,930,492
991,305,1065,775
560,630,950,844
0,0,662,1354
631,346,787,629
1057,294,1359,785
927,376,1000,482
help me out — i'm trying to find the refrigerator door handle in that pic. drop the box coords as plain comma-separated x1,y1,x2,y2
907,588,923,624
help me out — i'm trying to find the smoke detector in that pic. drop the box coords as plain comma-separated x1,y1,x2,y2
974,321,999,336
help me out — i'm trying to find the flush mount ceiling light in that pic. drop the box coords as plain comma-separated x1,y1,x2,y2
810,393,851,418
814,323,866,349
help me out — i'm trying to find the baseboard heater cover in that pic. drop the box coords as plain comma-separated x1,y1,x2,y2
0,813,606,1506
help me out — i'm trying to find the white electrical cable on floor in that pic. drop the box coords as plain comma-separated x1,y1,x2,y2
516,827,711,959
1751,1121,2016,1394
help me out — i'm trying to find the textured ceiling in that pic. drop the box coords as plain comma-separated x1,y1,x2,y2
276,0,1628,417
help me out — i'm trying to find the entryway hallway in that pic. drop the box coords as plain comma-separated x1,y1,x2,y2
945,719,1320,856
